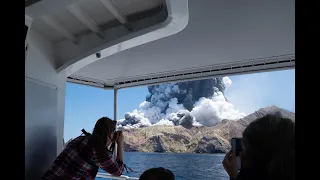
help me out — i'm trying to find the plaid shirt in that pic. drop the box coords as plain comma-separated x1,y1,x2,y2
42,136,124,180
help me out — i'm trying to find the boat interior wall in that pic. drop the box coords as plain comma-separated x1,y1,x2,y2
71,0,295,89
25,28,66,179
25,79,58,180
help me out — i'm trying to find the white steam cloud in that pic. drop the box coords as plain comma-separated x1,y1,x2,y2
222,77,232,91
117,77,246,129
191,91,245,126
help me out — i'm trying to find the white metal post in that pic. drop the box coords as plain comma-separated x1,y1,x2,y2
114,88,117,121
113,89,118,160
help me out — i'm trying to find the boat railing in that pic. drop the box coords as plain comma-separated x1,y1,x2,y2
96,173,139,180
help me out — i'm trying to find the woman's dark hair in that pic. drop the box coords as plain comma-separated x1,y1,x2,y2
86,117,117,151
242,114,295,179
139,167,174,180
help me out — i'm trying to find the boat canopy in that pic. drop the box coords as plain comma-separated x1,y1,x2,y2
26,0,294,90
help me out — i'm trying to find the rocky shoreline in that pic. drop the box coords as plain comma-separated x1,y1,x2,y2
122,106,295,154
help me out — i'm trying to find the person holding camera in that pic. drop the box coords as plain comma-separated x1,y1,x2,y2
222,114,295,180
42,117,125,180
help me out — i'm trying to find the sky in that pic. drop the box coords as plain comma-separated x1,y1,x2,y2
64,69,295,140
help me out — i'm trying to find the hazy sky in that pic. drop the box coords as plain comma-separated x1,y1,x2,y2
64,69,295,140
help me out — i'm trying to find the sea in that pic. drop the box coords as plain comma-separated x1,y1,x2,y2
96,152,229,180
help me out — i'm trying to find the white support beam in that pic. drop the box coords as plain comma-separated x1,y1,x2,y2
99,0,128,24
114,89,118,121
113,89,118,161
42,16,78,44
67,5,105,39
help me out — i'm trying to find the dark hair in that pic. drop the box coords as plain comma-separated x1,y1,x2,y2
242,114,295,179
87,117,117,151
139,167,175,180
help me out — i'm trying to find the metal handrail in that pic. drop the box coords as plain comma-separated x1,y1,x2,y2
96,173,139,180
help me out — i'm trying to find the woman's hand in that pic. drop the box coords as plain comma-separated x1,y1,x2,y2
222,151,238,179
116,131,124,145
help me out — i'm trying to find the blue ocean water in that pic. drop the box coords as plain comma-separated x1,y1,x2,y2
96,152,229,180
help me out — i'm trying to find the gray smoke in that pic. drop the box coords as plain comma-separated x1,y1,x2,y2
146,78,227,111
117,77,245,129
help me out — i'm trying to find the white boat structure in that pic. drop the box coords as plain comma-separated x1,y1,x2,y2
25,0,294,179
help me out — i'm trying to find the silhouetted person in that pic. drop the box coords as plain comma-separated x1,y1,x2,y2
140,167,175,180
42,117,125,179
223,114,295,180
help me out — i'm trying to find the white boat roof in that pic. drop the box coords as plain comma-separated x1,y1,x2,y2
26,0,295,89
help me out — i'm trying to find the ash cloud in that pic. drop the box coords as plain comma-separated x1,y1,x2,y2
117,77,246,129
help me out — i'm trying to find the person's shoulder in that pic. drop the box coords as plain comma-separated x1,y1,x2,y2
65,136,86,146
72,136,86,142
